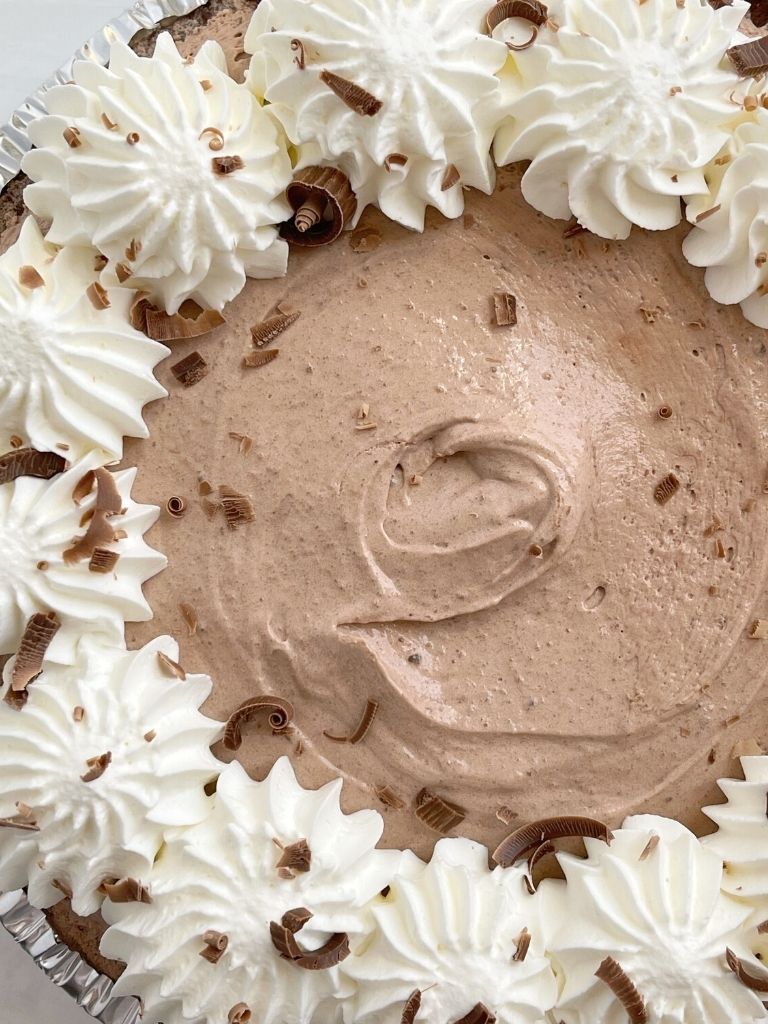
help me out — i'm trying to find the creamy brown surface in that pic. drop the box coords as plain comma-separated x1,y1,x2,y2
2,0,768,979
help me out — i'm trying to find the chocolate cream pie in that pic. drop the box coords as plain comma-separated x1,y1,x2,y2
2,0,768,1021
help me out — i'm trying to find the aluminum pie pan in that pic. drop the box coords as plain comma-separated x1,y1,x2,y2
0,6,212,1018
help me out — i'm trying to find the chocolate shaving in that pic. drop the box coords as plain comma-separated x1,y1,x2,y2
125,239,142,262
401,990,422,1024
291,39,306,69
228,1005,251,1024
748,619,768,639
492,292,517,326
727,36,768,77
385,153,408,171
18,265,45,289
639,834,660,861
319,70,382,116
0,447,66,485
157,650,186,680
94,254,108,272
144,730,156,743
86,282,110,310
750,0,768,26
453,1004,496,1024
243,349,280,369
130,295,225,341
11,612,60,693
200,929,229,964
64,469,122,564
512,927,531,962
199,127,225,152
654,472,680,505
102,877,152,904
0,817,39,832
180,602,198,636
323,699,379,744
251,311,301,347
493,815,613,867
115,262,132,283
63,126,82,148
486,0,549,31
595,957,647,1024
223,695,294,750
414,788,466,834
525,839,555,891
212,155,244,175
276,838,311,873
101,113,118,130
171,351,209,388
695,204,721,223
126,132,140,145
726,948,768,992
89,548,119,574
73,706,84,722
283,166,357,247
375,785,406,809
269,907,350,970
219,485,256,528
81,751,112,783
757,920,768,934
93,468,122,514
441,164,460,191
166,495,187,518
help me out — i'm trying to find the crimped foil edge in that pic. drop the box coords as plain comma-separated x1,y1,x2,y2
0,0,210,190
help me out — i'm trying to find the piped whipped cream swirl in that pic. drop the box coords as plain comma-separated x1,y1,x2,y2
246,0,507,230
0,218,168,460
102,758,401,1024
23,33,292,314
683,108,768,327
0,635,222,916
494,0,747,239
541,815,764,1024
342,837,557,1024
0,451,165,658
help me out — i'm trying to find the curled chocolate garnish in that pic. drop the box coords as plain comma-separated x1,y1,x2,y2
276,838,311,873
101,112,118,130
0,817,39,832
695,204,721,223
157,650,186,680
401,990,422,1024
375,785,406,810
126,131,140,145
125,239,142,262
319,70,382,116
595,957,647,1024
94,253,109,272
525,839,555,892
9,435,23,448
223,695,294,750
171,351,209,388
219,485,256,528
415,788,466,834
486,0,549,31
93,468,122,514
18,265,45,289
199,126,225,152
86,282,111,310
512,927,531,962
727,35,768,77
114,262,132,283
102,877,152,904
492,291,517,326
748,619,768,639
657,405,673,420
81,751,112,783
493,815,613,868
89,548,120,574
11,612,60,694
243,349,280,368
166,495,187,518
130,294,225,341
212,155,244,175
229,432,253,456
453,1003,497,1024
726,948,768,992
200,929,229,964
324,698,379,744
654,472,680,505
0,447,66,485
282,166,357,247
251,311,301,348
757,920,768,934
441,164,460,191
63,126,82,148
639,834,660,861
64,469,122,564
291,39,306,69
180,602,198,636
228,1003,251,1024
269,907,350,970
385,153,408,171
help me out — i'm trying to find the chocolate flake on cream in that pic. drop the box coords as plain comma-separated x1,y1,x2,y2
319,70,383,117
200,929,229,964
323,698,379,744
400,990,422,1024
219,485,256,528
492,292,517,326
0,447,66,485
228,1003,251,1024
486,0,549,32
276,838,312,873
102,877,152,904
18,265,45,289
0,816,39,832
453,1003,497,1024
73,706,84,722
11,611,60,694
243,349,280,369
126,132,140,145
63,469,122,563
385,153,408,171
250,311,301,348
223,696,294,750
156,650,186,680
88,548,120,574
594,957,648,1024
114,262,132,283
525,839,555,892
639,834,660,861
727,36,768,77
80,751,112,783
654,473,680,505
199,127,225,152
512,927,531,962
414,788,466,834
290,39,306,69
269,907,351,970
493,815,613,867
441,164,461,191
171,351,209,388
86,282,111,310
63,126,82,148
100,112,118,130
695,204,722,223
179,603,198,636
212,155,245,176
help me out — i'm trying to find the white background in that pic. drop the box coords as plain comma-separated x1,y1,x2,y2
1,4,130,1020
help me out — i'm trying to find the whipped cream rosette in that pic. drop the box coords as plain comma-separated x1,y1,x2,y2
245,0,507,231
0,450,165,658
23,33,292,314
494,0,747,239
540,815,764,1024
342,837,557,1024
683,108,768,328
101,757,401,1024
0,217,168,460
0,634,222,916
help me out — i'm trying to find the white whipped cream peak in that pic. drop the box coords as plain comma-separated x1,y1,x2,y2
494,0,748,240
0,217,168,460
703,756,768,904
0,450,166,658
23,33,292,314
101,757,402,1024
541,814,763,1024
246,0,507,231
342,836,557,1024
683,108,768,327
0,634,222,916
